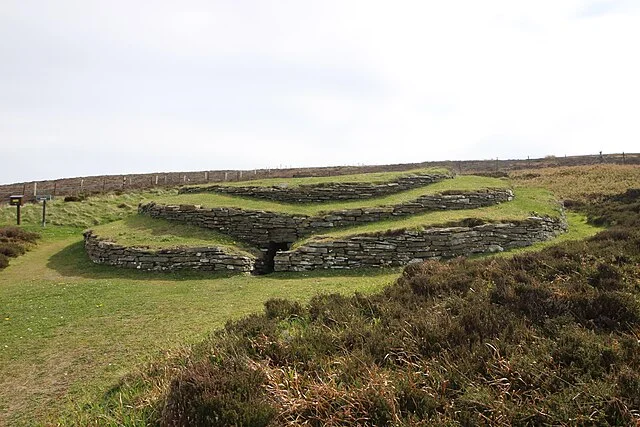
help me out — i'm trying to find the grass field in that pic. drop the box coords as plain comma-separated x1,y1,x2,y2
157,175,510,216
0,227,400,425
185,167,450,189
0,166,625,425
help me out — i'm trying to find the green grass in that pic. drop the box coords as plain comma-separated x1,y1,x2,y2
0,190,174,229
489,211,602,258
186,167,451,189
293,186,561,245
157,175,510,217
0,213,598,425
0,169,613,425
0,230,400,426
90,216,259,256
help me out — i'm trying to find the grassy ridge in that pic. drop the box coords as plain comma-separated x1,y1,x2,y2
157,176,510,216
90,216,259,255
186,167,451,188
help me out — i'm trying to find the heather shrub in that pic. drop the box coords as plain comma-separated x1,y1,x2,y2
0,226,40,270
158,190,640,424
0,242,26,257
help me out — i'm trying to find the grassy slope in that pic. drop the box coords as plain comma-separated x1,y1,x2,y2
157,175,510,216
0,227,399,426
294,186,560,245
186,167,450,188
0,190,172,229
157,212,639,425
90,216,258,255
510,164,640,201
0,170,611,425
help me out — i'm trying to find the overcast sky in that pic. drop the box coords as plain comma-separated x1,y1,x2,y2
1,1,639,184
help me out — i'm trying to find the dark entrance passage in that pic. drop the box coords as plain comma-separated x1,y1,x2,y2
254,241,289,274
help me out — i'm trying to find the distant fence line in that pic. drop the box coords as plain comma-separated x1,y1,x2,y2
1,153,638,204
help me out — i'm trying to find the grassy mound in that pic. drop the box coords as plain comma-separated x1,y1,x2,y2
89,216,259,256
185,167,451,189
154,191,640,426
156,175,510,217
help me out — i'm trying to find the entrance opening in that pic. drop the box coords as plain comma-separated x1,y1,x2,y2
255,241,289,275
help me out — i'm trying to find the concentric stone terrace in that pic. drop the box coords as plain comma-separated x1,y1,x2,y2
83,171,567,273
178,173,451,202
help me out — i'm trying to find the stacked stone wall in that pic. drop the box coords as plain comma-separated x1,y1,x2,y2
273,215,567,272
178,174,451,202
138,189,514,248
83,231,255,272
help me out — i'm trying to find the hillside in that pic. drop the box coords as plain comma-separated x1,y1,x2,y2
0,164,636,425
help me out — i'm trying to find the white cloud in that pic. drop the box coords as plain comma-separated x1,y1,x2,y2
1,0,639,183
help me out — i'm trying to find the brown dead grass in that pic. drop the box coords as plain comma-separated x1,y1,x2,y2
510,164,640,202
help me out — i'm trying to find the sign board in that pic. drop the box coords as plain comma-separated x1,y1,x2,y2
9,195,24,206
35,195,53,202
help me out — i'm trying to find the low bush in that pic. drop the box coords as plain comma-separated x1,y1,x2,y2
0,226,40,270
0,226,39,243
63,194,87,202
0,242,27,257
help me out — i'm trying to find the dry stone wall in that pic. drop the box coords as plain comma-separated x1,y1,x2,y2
138,189,514,248
273,215,567,272
83,231,255,272
178,174,451,202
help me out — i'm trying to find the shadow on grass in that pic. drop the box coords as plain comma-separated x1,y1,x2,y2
46,241,238,281
47,241,401,282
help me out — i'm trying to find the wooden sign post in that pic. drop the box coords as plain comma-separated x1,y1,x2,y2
35,195,53,227
9,195,24,225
